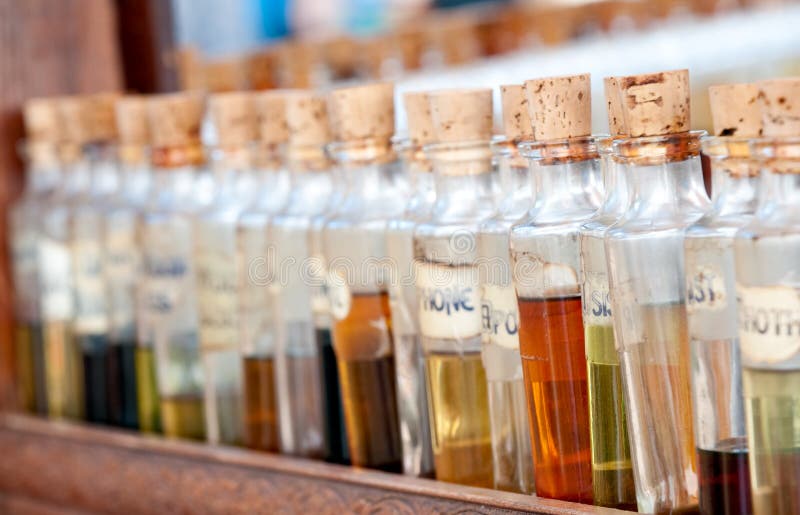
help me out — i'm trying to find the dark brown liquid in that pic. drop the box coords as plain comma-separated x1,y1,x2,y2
698,439,753,515
107,339,139,429
78,333,110,424
316,328,349,464
243,355,279,452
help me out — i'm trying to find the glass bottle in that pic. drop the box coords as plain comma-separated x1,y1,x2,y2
734,78,800,515
510,74,598,503
578,77,636,510
324,82,407,472
105,96,152,430
139,93,206,440
11,98,62,414
271,91,332,458
686,84,761,515
238,90,291,452
385,91,436,478
605,70,709,513
478,84,534,493
195,92,259,445
415,88,495,488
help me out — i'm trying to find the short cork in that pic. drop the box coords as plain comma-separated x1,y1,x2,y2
603,76,627,138
23,98,61,143
328,82,395,142
57,96,92,145
617,69,690,137
116,96,150,145
708,83,762,138
209,91,257,147
85,93,119,142
500,84,533,141
403,91,436,146
525,74,591,141
427,88,493,143
286,91,330,147
254,89,293,144
758,78,800,138
147,92,205,149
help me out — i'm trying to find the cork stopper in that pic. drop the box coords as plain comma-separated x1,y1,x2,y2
403,91,435,146
57,96,91,146
708,83,762,138
427,88,493,143
500,84,533,141
616,69,690,137
757,78,800,138
524,74,591,141
147,92,205,148
328,82,395,142
209,92,257,147
23,98,61,143
604,76,627,138
84,93,119,142
115,96,149,145
254,89,292,144
286,91,330,147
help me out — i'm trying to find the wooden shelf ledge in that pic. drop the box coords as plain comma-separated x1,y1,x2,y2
0,413,624,514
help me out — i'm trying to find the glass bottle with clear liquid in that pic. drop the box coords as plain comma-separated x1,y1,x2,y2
139,93,206,440
11,98,62,414
238,90,291,452
324,82,407,472
385,91,436,478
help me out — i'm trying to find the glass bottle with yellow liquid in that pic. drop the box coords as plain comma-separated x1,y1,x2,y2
139,93,206,440
324,82,407,472
605,70,709,513
734,78,800,515
414,88,496,489
477,84,533,494
238,90,291,452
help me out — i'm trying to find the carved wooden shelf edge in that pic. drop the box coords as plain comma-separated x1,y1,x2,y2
0,413,625,515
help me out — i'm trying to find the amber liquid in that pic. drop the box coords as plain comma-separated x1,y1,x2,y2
15,322,47,414
333,292,402,472
44,320,84,419
161,394,205,440
426,351,494,488
316,328,349,464
518,295,593,503
78,333,110,424
243,355,279,452
135,346,161,433
107,340,139,429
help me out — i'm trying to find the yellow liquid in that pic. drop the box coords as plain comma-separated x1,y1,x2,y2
135,346,161,433
161,394,205,440
44,320,83,419
426,351,493,488
15,323,47,413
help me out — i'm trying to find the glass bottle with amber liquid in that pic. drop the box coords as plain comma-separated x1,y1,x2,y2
510,74,598,504
686,83,761,515
578,77,636,510
139,93,206,440
11,98,62,414
324,82,407,472
478,84,533,493
385,91,436,478
734,78,800,515
606,70,709,513
415,88,496,488
238,90,291,452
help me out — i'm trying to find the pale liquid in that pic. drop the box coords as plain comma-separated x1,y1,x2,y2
487,377,534,493
201,350,243,445
44,320,83,419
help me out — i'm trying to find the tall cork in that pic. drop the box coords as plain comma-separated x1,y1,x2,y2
757,78,800,138
208,91,257,147
115,96,150,145
603,76,627,138
500,84,533,141
616,69,690,137
427,88,493,143
147,92,205,148
708,83,762,138
23,98,61,143
524,73,591,141
403,91,436,146
328,82,395,143
286,91,329,148
254,89,292,144
85,93,119,142
57,96,92,146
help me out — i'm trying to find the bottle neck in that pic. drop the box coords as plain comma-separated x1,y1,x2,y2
528,158,599,217
28,161,61,194
709,166,760,217
285,169,333,215
498,159,530,216
596,151,629,217
89,152,119,197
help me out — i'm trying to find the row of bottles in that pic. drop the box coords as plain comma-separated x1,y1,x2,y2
9,72,800,514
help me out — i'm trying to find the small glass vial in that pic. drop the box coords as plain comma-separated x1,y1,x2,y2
271,91,332,458
686,83,761,515
578,77,636,510
734,78,800,515
415,88,495,488
324,82,407,472
510,74,598,503
385,91,436,478
478,84,533,493
11,98,62,414
140,93,206,440
238,90,291,452
105,96,152,430
606,70,709,513
195,92,259,445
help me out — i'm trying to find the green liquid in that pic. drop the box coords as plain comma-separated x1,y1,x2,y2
585,324,637,510
135,346,161,433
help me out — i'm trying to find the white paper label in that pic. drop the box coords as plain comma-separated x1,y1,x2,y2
737,284,800,365
686,265,728,313
308,254,331,318
196,252,239,351
416,261,481,340
39,238,73,320
105,227,139,331
141,253,196,335
481,283,519,349
328,269,352,321
582,271,613,326
72,239,108,333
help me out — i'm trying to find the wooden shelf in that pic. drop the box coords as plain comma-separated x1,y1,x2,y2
0,413,624,514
